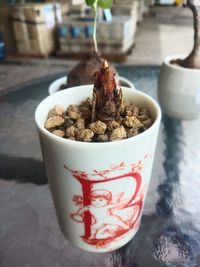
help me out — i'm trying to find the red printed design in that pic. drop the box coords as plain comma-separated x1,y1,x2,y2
64,155,150,248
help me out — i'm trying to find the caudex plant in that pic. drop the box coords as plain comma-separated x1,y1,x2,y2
85,1,123,123
66,0,115,90
67,0,121,123
91,60,122,123
172,0,200,69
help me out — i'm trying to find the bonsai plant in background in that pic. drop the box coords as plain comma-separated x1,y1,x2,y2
49,0,135,95
158,0,200,120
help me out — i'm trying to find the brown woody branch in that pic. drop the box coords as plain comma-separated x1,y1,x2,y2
92,61,122,122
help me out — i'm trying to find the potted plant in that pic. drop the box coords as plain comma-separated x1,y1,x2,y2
49,0,135,95
36,61,161,252
158,0,200,120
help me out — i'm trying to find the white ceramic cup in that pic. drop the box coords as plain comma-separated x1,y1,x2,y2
35,85,161,253
158,54,200,120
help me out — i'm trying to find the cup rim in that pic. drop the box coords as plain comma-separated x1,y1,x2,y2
35,85,161,147
48,76,135,95
163,54,200,73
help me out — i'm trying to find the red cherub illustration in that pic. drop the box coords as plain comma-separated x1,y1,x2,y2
71,189,140,239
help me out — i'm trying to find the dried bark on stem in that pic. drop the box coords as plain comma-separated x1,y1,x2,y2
92,61,122,122
171,0,200,69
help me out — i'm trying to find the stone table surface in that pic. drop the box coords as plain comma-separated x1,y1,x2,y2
0,66,200,267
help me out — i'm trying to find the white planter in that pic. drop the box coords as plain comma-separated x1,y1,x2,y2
48,76,135,95
35,85,161,252
158,54,200,120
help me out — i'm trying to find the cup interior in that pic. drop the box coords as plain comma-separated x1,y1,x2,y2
35,85,161,143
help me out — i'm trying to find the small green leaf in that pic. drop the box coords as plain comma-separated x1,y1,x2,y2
85,0,96,6
98,0,113,9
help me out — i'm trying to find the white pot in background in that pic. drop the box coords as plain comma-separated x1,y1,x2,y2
35,85,161,252
158,54,200,120
48,76,135,95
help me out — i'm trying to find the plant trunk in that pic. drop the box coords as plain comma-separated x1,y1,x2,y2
172,0,200,69
92,61,122,122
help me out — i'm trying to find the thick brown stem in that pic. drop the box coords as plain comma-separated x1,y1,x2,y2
171,0,200,69
92,61,122,122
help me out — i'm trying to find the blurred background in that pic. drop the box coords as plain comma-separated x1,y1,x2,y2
0,0,193,91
